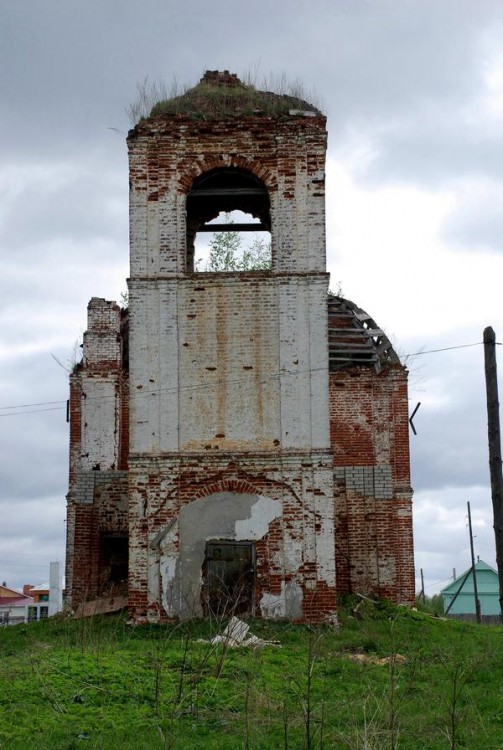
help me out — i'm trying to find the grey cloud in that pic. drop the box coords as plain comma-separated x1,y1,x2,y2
354,113,503,187
0,259,125,331
442,179,503,253
1,498,66,543
0,410,68,501
319,4,487,122
0,352,71,503
2,1,500,157
405,339,494,492
412,410,490,492
0,350,70,401
0,159,128,250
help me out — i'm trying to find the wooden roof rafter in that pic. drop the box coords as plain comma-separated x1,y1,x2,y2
327,295,401,373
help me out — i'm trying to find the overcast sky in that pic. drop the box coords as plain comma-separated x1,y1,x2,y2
1,0,502,598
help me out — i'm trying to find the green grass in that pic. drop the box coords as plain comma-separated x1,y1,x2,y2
148,81,319,120
1,602,502,749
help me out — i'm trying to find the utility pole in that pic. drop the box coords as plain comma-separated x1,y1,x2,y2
483,326,503,621
467,501,482,624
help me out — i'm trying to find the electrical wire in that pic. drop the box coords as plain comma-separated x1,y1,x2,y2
422,575,455,591
0,406,66,417
403,342,490,356
0,339,499,417
0,399,67,410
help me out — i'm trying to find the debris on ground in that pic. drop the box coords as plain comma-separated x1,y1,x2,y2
346,652,406,666
198,616,280,648
74,595,128,618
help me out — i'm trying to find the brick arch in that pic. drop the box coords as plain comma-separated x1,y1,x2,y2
150,469,304,529
191,477,260,501
149,474,275,554
178,155,277,193
185,473,304,513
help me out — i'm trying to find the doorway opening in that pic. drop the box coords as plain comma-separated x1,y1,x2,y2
99,534,129,595
203,540,255,617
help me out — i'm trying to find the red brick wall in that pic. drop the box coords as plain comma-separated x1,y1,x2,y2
127,456,337,623
68,475,129,606
67,339,415,612
330,365,414,604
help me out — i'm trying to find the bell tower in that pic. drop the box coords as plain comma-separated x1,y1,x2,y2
126,71,337,622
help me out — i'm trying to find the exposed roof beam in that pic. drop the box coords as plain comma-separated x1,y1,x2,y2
189,188,266,197
198,223,267,232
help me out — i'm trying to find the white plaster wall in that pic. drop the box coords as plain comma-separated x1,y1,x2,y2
130,274,330,455
293,155,309,272
48,561,62,617
308,279,331,450
178,279,281,451
274,134,326,274
278,278,330,450
128,145,148,278
128,280,160,453
129,279,179,454
307,166,326,271
159,280,179,451
81,376,119,470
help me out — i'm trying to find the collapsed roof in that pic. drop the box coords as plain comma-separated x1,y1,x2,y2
328,295,401,373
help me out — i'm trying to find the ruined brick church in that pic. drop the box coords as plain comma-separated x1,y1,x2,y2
66,71,414,622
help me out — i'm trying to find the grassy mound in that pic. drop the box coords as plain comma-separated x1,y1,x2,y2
149,81,319,120
1,601,502,749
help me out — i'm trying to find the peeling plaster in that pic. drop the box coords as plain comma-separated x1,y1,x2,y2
235,495,282,539
260,580,303,619
157,520,179,618
158,491,283,619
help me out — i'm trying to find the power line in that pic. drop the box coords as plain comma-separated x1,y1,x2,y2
0,339,498,417
403,342,490,357
0,399,67,410
0,406,66,417
422,575,454,591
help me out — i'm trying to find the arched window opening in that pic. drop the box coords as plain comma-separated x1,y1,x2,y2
186,167,271,272
194,210,271,272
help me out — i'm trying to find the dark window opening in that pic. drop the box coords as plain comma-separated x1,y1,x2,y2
186,168,271,272
203,540,255,617
99,534,129,595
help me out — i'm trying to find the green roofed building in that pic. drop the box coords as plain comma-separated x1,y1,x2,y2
441,560,500,617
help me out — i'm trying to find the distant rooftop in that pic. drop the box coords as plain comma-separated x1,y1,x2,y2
30,582,49,592
441,560,498,595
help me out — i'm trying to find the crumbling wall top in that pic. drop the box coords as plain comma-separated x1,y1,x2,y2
82,298,122,370
130,70,323,130
201,70,242,87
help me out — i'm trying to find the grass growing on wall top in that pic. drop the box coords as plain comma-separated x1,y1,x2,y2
1,601,502,749
127,73,322,125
